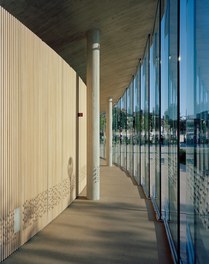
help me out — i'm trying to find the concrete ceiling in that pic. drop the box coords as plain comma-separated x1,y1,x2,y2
0,0,157,111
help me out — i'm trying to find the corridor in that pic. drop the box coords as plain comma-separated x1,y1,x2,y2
3,160,173,264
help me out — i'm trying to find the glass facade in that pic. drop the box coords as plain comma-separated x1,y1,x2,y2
120,92,127,168
150,3,161,212
162,0,179,253
180,0,209,262
127,83,133,175
141,42,150,197
108,0,209,262
133,70,141,184
100,112,106,159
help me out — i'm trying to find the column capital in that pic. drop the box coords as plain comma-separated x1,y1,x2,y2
87,29,100,44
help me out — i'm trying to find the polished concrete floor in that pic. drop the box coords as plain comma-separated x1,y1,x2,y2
3,160,173,264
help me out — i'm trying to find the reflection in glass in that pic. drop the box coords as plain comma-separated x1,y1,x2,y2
112,104,118,164
180,0,209,262
111,0,209,261
141,43,150,197
120,92,127,168
100,112,106,158
161,0,169,221
150,3,160,213
127,83,133,175
133,70,141,184
167,0,178,251
114,102,121,165
161,0,179,254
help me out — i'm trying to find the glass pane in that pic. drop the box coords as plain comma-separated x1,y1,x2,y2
141,43,150,197
168,0,178,250
116,102,121,165
120,92,127,169
150,3,160,212
194,0,209,261
161,0,179,253
181,0,209,262
100,112,106,158
112,104,118,164
127,83,133,175
161,0,169,221
180,0,193,261
133,71,141,184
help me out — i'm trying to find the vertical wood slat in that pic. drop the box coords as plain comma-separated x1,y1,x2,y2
3,7,5,259
0,7,2,260
0,8,2,260
0,7,87,262
8,10,10,259
78,78,87,193
5,9,7,257
0,7,3,261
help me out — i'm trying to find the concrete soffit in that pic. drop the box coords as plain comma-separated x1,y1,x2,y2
0,0,158,111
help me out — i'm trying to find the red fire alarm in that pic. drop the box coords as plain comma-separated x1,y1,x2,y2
78,113,83,117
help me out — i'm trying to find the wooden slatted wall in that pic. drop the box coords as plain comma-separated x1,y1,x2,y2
0,7,87,262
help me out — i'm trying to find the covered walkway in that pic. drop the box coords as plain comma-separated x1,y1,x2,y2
3,160,173,264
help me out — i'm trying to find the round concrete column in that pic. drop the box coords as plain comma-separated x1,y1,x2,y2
106,98,112,166
86,29,100,200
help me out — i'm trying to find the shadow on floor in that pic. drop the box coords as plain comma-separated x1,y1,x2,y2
2,162,173,264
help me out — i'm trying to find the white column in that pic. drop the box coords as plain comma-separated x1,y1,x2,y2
106,98,113,166
86,29,100,200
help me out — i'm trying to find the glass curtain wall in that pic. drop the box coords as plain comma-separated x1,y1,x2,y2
180,0,209,262
194,1,209,260
127,83,133,175
168,0,179,252
115,101,121,165
111,0,209,262
100,112,106,159
120,92,127,168
133,70,141,184
150,3,161,212
161,0,169,221
161,0,179,257
112,104,118,164
141,42,150,197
